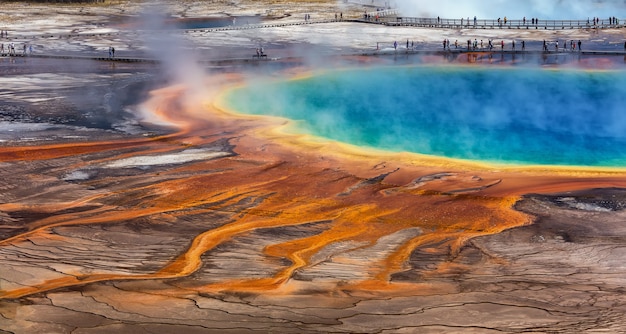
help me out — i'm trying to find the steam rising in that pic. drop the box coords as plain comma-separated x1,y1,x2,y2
138,6,207,113
394,0,626,19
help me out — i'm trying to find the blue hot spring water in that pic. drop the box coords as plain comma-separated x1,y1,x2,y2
224,66,626,167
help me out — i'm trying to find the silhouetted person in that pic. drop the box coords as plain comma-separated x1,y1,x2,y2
578,40,582,51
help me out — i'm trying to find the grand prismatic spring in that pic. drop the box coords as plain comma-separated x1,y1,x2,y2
223,66,626,166
2,1,626,333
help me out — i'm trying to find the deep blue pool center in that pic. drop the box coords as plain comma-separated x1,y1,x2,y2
225,66,626,167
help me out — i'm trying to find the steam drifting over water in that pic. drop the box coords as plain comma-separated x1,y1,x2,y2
225,66,626,167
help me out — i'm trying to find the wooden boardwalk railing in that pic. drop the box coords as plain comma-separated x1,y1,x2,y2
360,15,625,30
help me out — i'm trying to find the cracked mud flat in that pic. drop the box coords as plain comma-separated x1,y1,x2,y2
3,189,626,333
2,1,626,333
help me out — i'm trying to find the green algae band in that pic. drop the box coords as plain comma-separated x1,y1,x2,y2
225,66,626,167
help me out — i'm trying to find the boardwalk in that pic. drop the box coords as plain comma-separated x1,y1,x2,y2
1,13,623,43
2,48,624,66
359,10,626,30
1,11,624,62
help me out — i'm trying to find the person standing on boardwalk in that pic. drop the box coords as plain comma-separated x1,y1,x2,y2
394,40,397,50
521,40,525,50
111,47,115,58
578,40,582,51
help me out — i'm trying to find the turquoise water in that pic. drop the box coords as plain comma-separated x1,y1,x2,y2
224,66,626,167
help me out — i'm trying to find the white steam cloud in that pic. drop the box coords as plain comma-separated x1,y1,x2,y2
139,8,205,98
133,4,211,128
394,0,626,19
